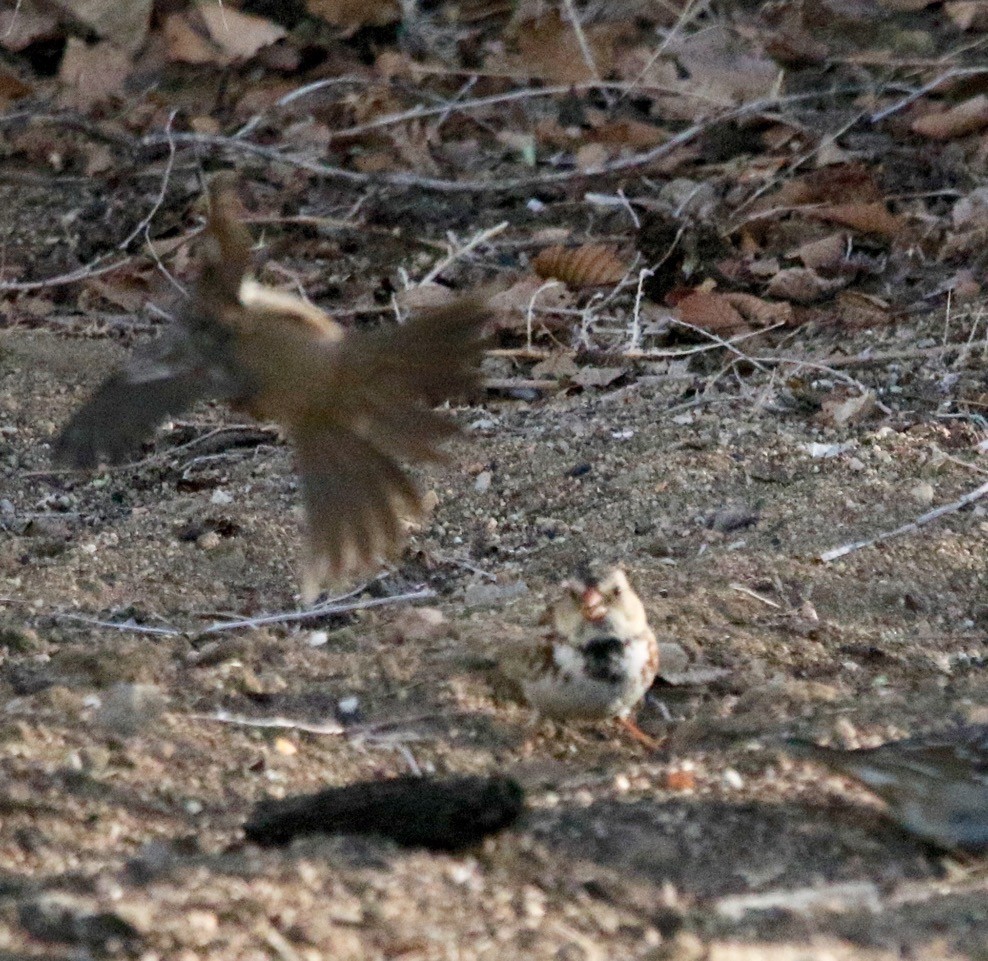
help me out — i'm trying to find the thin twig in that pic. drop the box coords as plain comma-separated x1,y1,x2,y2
0,257,132,292
561,0,600,81
870,66,988,124
188,709,447,739
52,587,436,637
198,588,436,633
118,111,179,251
729,583,783,609
819,479,988,563
419,220,509,285
138,90,869,195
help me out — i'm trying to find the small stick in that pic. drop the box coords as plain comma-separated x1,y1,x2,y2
560,0,600,81
819,479,988,562
729,583,783,609
52,587,436,637
419,220,508,285
484,377,560,392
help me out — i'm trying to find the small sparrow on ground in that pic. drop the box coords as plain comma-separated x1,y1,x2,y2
55,175,489,602
783,725,988,851
498,568,661,748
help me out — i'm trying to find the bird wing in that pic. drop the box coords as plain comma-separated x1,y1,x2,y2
53,327,236,468
54,175,255,469
291,420,423,602
264,298,490,599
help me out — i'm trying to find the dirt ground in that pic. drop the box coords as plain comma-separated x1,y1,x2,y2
1,9,988,946
1,219,987,960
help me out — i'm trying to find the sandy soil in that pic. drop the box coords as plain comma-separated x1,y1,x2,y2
0,173,987,961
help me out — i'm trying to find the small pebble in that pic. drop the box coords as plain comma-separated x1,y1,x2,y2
210,489,233,506
474,470,493,493
308,630,329,647
337,695,360,717
722,768,744,790
196,531,221,550
910,481,935,505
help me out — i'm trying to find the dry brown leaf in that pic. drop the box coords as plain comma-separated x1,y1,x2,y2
791,233,847,271
48,0,151,53
945,1,988,30
394,284,459,313
164,12,220,64
834,291,892,329
722,292,795,327
533,245,628,288
504,12,625,84
946,269,982,303
589,120,668,148
58,37,131,108
0,7,58,52
675,291,749,336
912,95,988,140
307,0,401,32
0,68,32,106
817,390,876,428
570,367,626,389
488,277,574,331
774,165,881,207
765,267,842,304
197,3,287,61
876,0,934,8
953,187,988,229
810,202,904,239
668,25,779,106
531,353,579,379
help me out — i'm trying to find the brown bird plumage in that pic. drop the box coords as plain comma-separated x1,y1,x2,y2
55,175,490,601
498,569,661,748
783,725,988,851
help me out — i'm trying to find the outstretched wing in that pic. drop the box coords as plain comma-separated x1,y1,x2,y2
54,330,225,468
55,175,255,470
281,297,491,598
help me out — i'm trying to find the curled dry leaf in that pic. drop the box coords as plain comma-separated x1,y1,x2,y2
488,277,574,332
791,233,848,271
675,290,749,336
307,0,402,32
722,292,794,327
912,95,988,140
809,202,904,239
533,245,628,288
765,267,843,304
946,1,988,30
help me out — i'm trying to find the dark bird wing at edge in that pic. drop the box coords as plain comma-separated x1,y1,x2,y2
54,175,254,470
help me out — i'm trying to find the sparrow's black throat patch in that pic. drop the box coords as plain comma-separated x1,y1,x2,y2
582,635,625,684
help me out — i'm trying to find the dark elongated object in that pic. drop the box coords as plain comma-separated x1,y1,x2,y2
245,774,524,851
